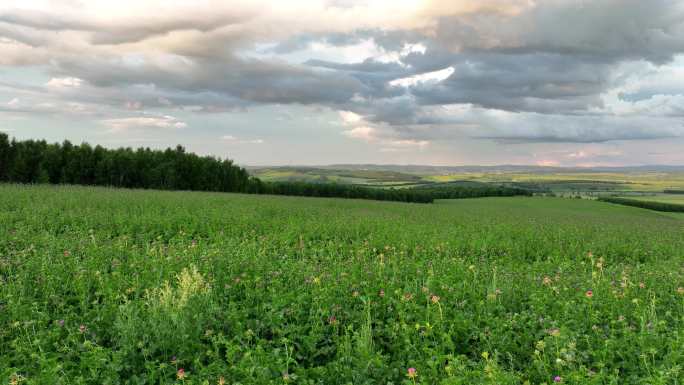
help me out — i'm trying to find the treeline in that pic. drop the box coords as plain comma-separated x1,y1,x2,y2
412,184,533,199
0,134,251,192
250,180,434,203
598,196,684,213
0,134,541,204
663,189,684,194
0,134,436,203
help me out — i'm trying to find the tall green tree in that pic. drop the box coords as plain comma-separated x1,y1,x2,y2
0,133,11,181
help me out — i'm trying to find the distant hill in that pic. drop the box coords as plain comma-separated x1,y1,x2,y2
247,164,684,175
247,164,684,194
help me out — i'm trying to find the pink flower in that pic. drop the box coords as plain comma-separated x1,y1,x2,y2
177,368,186,380
585,290,593,298
554,375,562,382
407,367,417,379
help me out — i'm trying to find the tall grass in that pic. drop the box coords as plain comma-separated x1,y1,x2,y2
1,184,683,384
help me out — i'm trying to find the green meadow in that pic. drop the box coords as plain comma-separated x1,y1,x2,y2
1,185,683,384
621,194,684,205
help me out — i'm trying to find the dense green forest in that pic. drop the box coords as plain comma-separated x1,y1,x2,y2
599,196,684,212
0,134,533,203
252,180,434,202
0,133,251,192
413,184,533,199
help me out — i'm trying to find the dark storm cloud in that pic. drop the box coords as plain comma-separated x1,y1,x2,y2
269,32,369,54
372,109,684,144
305,58,408,99
431,0,684,63
52,55,366,106
268,28,425,55
411,52,609,113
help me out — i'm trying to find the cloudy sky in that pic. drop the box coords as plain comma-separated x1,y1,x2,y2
2,0,684,166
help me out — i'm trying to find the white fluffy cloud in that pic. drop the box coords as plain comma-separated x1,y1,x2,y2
6,98,20,108
343,122,430,151
338,110,364,124
221,135,264,144
46,77,83,89
101,115,187,132
343,126,377,141
389,66,454,87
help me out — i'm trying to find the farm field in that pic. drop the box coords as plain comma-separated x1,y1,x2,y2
1,185,684,384
248,166,684,194
619,194,684,205
247,167,425,186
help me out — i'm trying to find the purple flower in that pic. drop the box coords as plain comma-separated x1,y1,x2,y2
554,375,562,383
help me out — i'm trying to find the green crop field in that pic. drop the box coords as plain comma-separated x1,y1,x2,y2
620,194,684,205
2,185,683,384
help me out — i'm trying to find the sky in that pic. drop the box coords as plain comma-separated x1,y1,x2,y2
1,0,684,167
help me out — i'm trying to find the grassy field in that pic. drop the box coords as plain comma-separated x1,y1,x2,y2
426,172,684,190
619,194,684,204
424,172,684,193
1,185,683,384
248,167,423,186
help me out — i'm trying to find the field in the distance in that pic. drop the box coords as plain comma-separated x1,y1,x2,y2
248,165,684,194
1,185,683,384
617,194,684,204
